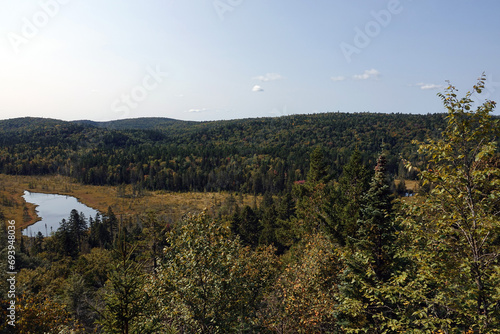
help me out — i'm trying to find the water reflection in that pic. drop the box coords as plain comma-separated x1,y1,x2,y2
22,191,99,237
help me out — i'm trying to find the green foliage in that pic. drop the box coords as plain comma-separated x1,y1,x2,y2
74,247,112,289
138,211,169,272
5,294,84,333
50,218,79,258
261,233,342,333
337,154,401,333
0,112,446,193
338,150,372,231
356,155,396,281
89,213,112,249
230,205,261,248
401,74,500,332
97,235,156,334
152,211,277,333
307,146,329,184
318,150,371,247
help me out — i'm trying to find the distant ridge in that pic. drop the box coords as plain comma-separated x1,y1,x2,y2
0,113,451,134
0,117,68,130
73,117,197,130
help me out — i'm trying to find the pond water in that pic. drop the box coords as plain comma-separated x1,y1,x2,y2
22,191,99,237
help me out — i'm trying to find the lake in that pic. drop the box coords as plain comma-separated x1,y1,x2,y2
22,191,99,237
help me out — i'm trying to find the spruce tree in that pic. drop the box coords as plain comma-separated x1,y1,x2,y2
307,146,328,184
69,209,87,252
338,150,371,238
97,232,155,334
338,154,398,332
356,154,395,281
231,205,261,248
319,150,371,246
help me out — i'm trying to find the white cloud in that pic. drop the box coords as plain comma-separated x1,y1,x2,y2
331,76,346,82
353,69,380,80
186,108,209,113
252,85,264,92
416,83,443,90
253,73,282,82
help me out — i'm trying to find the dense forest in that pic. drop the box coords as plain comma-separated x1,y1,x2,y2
0,111,446,194
1,77,500,333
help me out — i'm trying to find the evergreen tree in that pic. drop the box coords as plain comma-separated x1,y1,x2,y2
338,154,399,333
52,218,78,258
97,233,155,334
104,206,118,243
69,209,88,252
259,196,279,249
307,146,328,184
139,212,167,273
276,192,295,221
319,150,371,246
338,150,371,240
31,231,44,255
231,205,261,248
89,213,112,249
356,154,395,281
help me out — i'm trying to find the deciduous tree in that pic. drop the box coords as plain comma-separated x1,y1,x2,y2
401,74,500,332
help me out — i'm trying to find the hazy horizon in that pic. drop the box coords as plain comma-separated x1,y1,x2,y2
0,109,455,124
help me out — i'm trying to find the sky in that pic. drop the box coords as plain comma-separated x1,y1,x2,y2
0,0,499,122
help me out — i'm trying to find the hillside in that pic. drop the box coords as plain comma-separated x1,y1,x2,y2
0,112,447,193
73,117,196,131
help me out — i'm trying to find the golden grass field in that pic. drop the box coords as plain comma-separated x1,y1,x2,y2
0,174,257,237
1,173,421,238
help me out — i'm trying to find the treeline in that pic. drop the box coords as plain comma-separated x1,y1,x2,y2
1,77,500,333
0,112,445,193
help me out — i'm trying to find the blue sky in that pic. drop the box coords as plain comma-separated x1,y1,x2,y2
0,0,499,121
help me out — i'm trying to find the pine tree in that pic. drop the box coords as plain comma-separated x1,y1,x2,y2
356,154,395,281
53,218,78,258
319,150,371,246
231,205,261,248
338,154,398,333
104,206,118,243
89,213,112,249
307,146,328,184
338,150,371,238
97,233,155,334
69,209,88,252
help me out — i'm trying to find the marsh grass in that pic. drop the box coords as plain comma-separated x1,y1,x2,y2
0,174,257,237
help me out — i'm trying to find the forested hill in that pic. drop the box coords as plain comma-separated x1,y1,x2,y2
74,117,195,131
0,112,446,193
